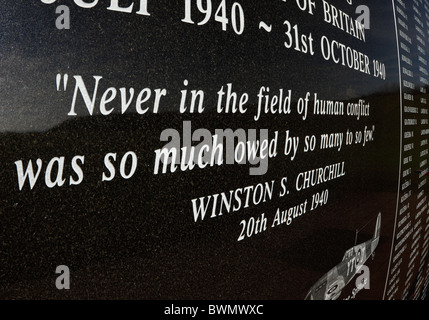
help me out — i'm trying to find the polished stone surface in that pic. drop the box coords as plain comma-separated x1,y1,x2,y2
0,1,427,300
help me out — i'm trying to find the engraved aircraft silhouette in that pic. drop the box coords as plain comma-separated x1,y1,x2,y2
305,213,381,300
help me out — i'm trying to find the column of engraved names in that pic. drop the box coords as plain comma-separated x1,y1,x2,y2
423,2,429,298
386,0,412,300
416,1,429,298
403,0,429,298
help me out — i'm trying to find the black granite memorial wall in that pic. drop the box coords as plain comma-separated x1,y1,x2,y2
1,0,429,301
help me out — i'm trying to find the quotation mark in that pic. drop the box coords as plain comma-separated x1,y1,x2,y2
56,73,68,91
